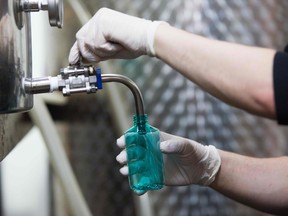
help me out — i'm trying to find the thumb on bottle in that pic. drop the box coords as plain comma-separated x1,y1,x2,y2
160,140,184,154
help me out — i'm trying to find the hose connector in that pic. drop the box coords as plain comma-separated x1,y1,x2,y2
24,65,102,96
24,65,145,115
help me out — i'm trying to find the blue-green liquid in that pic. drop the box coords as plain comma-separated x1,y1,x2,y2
125,130,164,191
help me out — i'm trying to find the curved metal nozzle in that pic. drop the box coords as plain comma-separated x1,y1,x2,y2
101,74,145,116
23,66,145,116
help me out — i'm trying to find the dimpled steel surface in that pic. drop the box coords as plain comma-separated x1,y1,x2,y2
73,1,288,215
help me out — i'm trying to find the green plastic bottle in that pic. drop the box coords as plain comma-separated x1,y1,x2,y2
124,114,164,192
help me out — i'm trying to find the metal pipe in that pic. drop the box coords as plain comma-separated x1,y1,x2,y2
24,72,145,116
101,74,145,116
24,77,51,94
23,72,145,116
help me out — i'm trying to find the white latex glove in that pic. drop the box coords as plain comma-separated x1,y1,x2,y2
116,131,221,187
69,8,167,64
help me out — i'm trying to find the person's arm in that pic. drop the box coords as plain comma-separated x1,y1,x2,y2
211,150,288,215
69,8,278,119
155,24,276,119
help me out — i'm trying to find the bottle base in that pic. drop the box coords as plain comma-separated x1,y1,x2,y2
131,183,164,191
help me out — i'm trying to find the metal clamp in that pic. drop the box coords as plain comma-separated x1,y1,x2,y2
58,65,102,96
14,0,63,28
24,65,102,95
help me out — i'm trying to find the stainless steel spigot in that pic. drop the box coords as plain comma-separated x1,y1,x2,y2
24,65,145,116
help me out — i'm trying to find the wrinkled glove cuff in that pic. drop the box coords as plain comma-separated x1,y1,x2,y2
201,145,221,186
146,21,169,56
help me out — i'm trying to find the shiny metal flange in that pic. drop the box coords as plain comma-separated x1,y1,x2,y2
14,0,63,28
47,0,63,28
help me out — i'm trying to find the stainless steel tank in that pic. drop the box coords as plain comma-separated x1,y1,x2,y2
0,0,63,114
0,0,63,161
64,1,288,216
0,0,32,113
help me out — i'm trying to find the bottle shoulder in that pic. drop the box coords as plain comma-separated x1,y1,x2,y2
125,123,159,134
125,125,137,133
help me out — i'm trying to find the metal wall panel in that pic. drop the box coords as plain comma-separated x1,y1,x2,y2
68,1,288,215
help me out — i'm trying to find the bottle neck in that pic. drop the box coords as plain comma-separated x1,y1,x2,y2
133,114,148,133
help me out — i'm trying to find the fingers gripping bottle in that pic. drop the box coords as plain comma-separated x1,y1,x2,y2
124,114,164,192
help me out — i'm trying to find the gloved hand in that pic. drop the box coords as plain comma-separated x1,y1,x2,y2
116,131,221,188
69,8,167,64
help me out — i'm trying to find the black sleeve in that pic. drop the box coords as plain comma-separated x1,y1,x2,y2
273,51,288,125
